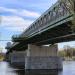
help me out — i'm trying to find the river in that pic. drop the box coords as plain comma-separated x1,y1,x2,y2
0,61,75,75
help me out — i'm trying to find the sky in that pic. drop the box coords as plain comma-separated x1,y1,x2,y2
0,0,75,53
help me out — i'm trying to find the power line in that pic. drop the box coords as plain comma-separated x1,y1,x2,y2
0,40,12,41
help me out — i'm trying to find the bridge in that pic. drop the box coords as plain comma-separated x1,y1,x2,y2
5,0,75,71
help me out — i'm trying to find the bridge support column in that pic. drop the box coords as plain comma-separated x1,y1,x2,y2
10,51,25,68
25,44,62,71
5,53,12,62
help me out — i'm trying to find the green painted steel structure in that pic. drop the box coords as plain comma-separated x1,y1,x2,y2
6,0,75,50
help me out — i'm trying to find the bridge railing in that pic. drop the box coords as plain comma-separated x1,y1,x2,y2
12,35,28,42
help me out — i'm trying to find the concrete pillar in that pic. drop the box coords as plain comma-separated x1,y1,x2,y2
25,44,62,70
5,52,12,62
10,51,25,67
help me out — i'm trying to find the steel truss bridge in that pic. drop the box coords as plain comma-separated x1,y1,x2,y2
6,0,75,51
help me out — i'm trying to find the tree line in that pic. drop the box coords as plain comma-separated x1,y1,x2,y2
58,45,75,60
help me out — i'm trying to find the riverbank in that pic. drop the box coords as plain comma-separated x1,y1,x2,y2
63,57,75,61
0,56,5,61
0,58,4,62
0,53,5,61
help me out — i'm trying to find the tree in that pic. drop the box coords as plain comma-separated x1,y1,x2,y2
63,45,73,57
58,50,66,57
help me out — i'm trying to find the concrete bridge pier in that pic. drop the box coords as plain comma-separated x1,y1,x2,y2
10,51,25,68
5,53,12,62
25,44,63,72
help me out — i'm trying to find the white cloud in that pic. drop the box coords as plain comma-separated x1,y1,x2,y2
0,7,40,18
20,10,40,18
5,27,27,32
1,16,33,32
0,41,8,53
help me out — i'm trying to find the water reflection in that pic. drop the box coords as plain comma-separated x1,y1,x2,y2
25,70,61,75
0,62,25,75
0,61,75,75
15,70,25,75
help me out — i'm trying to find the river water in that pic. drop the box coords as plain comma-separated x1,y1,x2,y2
0,61,75,75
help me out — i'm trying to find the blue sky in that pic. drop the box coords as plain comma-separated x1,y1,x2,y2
0,0,75,53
